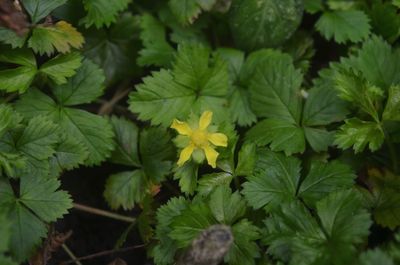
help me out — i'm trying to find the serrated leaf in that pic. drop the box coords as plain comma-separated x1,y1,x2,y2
140,127,174,182
246,119,306,155
0,28,27,48
49,134,88,177
21,0,67,24
52,59,105,105
109,116,140,167
316,10,370,43
383,85,400,121
335,69,381,120
303,127,334,152
39,52,82,85
81,0,130,28
249,51,302,123
16,89,114,166
358,249,394,265
265,190,371,265
174,161,199,195
304,0,323,14
138,14,174,67
153,197,188,265
83,13,139,84
0,211,11,252
242,149,301,211
209,186,246,224
19,176,72,222
335,118,384,153
104,170,146,210
362,170,400,230
369,2,400,43
9,202,47,262
28,21,84,56
129,44,229,126
228,0,303,51
229,86,257,126
225,219,260,265
302,84,348,126
0,48,37,93
169,202,215,247
16,116,59,160
197,172,233,197
298,160,355,206
168,0,215,25
341,36,400,89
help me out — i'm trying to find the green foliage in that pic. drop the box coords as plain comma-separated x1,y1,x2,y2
2,0,400,264
316,10,371,43
228,0,303,51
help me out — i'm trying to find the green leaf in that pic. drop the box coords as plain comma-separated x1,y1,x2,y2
316,10,370,43
0,211,11,252
298,160,355,207
8,202,47,262
52,59,105,106
39,52,82,85
83,13,139,84
358,249,394,265
28,21,84,56
153,197,188,265
341,36,400,89
304,0,323,14
0,28,27,48
249,50,302,123
138,14,174,67
104,170,146,210
242,149,301,211
335,118,385,153
229,86,257,126
265,190,371,265
303,127,334,152
246,119,306,155
16,89,114,166
19,176,72,222
362,170,400,230
302,84,348,126
168,0,216,25
174,161,199,195
81,0,130,28
21,0,67,24
49,134,88,177
0,176,71,262
129,44,229,126
383,85,400,121
169,202,215,247
109,116,140,167
197,172,233,197
335,69,382,120
235,143,256,177
209,186,246,224
0,104,20,139
225,219,261,265
228,0,303,51
16,116,59,161
0,48,37,93
139,127,174,182
369,2,400,43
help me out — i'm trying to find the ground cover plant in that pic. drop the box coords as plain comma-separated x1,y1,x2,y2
0,0,400,264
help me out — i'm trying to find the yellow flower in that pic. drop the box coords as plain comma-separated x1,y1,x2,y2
171,111,228,168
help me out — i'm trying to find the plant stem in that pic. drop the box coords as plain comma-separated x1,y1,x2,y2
61,244,146,264
73,203,136,223
62,244,83,265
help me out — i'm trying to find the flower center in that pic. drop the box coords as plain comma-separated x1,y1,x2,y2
191,129,208,147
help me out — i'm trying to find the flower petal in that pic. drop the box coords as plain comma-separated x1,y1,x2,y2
208,133,228,147
203,145,219,168
177,144,195,167
171,119,192,136
199,111,213,130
